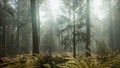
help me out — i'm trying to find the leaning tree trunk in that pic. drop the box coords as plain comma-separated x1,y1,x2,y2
30,0,39,54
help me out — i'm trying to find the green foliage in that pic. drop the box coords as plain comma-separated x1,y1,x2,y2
56,0,88,52
0,4,15,24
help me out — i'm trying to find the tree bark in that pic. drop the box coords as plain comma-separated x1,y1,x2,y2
2,26,6,56
86,0,91,56
109,0,114,50
72,0,76,58
30,0,39,54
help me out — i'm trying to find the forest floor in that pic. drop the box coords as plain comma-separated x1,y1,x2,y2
0,51,120,68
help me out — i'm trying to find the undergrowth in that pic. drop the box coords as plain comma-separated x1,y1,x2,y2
0,50,120,68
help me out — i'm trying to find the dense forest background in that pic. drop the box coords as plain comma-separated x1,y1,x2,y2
0,0,120,66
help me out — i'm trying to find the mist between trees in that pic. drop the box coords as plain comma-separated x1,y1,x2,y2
0,0,120,58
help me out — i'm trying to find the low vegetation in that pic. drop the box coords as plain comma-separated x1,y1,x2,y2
0,50,120,68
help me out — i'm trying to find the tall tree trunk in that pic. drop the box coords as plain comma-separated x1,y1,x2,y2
73,11,76,58
113,0,120,50
16,0,20,54
109,0,114,50
2,0,7,57
86,0,91,56
2,27,6,56
30,0,39,54
72,1,76,58
36,4,40,52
